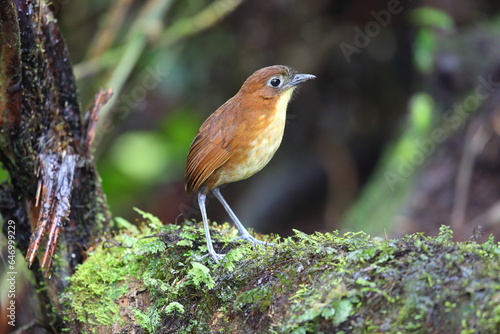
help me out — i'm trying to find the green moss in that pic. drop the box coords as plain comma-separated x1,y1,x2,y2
62,209,243,332
64,218,500,333
234,286,274,312
61,236,131,327
132,306,162,333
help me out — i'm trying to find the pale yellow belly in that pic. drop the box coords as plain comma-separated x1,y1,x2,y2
210,89,293,188
216,114,287,185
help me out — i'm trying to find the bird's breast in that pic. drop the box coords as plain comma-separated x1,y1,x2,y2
215,89,294,185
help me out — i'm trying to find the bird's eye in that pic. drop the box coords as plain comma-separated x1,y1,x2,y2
269,77,282,88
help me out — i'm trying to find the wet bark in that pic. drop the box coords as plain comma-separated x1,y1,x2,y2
0,0,111,329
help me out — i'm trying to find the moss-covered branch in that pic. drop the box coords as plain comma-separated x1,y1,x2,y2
63,212,500,333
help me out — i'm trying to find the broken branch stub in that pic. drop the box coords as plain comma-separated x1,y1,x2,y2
0,0,112,279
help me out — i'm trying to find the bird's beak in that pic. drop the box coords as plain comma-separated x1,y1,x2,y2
285,73,316,88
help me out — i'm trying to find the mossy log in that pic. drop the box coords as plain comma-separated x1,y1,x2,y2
63,211,500,333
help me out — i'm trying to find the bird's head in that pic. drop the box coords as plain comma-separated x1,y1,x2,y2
238,65,316,100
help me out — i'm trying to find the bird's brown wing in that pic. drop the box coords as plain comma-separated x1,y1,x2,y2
185,123,232,194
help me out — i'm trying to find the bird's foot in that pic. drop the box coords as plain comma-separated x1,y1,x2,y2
195,250,226,263
232,233,275,246
210,252,226,263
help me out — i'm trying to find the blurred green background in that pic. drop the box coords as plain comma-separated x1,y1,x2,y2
43,0,500,239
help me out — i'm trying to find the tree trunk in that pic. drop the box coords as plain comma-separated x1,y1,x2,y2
0,0,111,329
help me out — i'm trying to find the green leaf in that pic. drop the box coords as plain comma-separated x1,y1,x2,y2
115,217,140,235
134,207,164,229
164,302,185,314
332,299,354,326
187,262,215,289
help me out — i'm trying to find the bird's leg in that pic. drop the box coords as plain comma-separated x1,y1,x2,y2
211,188,275,246
198,191,225,262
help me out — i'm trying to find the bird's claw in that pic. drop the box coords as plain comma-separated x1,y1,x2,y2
232,234,275,246
194,251,225,263
211,252,225,263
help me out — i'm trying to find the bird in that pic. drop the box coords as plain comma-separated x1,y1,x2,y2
185,65,316,262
